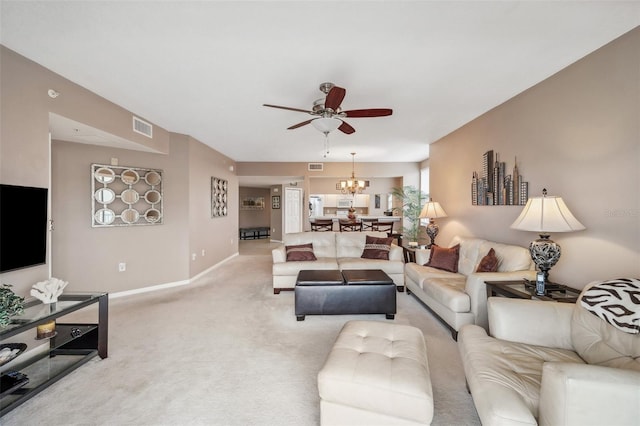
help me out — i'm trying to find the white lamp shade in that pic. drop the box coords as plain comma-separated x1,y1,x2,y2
419,201,448,219
510,196,585,233
311,117,342,133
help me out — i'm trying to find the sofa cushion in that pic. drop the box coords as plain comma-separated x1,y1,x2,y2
423,277,470,312
361,235,393,260
451,237,486,276
404,263,465,290
338,258,405,276
272,258,338,275
285,243,317,261
479,240,532,272
476,248,499,272
458,324,584,423
283,232,337,258
571,280,640,371
336,231,389,258
426,244,460,273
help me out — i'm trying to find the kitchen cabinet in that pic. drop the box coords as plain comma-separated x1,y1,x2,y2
324,194,338,208
353,194,370,208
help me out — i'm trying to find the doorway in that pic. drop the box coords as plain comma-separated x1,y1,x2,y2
284,187,303,234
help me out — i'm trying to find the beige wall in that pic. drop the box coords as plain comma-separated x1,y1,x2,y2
239,187,271,228
187,135,238,277
0,46,238,296
51,139,190,293
430,28,640,289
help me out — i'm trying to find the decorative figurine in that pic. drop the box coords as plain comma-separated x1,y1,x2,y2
31,277,68,304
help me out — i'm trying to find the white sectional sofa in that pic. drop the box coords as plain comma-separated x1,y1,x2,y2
404,236,535,339
458,279,640,426
272,231,404,294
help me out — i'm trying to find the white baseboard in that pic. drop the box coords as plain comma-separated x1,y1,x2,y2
110,252,239,299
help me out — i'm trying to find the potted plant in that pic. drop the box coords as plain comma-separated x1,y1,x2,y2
391,186,428,245
0,284,25,328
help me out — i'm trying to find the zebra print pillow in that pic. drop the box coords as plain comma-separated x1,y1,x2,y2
580,278,640,334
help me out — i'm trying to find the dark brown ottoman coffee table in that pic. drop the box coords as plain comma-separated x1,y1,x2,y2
295,269,396,321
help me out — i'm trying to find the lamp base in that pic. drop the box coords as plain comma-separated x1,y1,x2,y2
529,234,561,296
426,220,439,248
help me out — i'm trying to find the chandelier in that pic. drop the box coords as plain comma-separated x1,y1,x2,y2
339,152,366,195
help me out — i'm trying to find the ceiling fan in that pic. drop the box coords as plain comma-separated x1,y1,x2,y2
263,82,392,135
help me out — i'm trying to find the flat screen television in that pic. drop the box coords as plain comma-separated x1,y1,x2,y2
0,184,49,273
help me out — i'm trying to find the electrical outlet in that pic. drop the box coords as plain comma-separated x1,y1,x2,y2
201,249,206,257
191,253,196,261
118,262,126,272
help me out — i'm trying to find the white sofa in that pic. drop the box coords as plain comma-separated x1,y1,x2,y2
458,279,640,426
272,231,404,294
404,236,535,339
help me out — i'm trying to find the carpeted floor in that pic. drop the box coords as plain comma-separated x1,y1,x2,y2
1,240,480,425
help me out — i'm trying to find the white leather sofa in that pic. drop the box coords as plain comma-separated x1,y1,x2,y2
404,236,535,339
272,231,404,294
458,280,640,426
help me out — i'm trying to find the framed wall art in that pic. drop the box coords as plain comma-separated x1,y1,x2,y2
211,177,228,217
241,197,265,210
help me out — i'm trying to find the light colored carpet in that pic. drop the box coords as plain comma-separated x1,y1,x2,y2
2,240,480,425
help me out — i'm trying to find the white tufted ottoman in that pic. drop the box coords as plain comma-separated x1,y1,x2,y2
318,320,433,425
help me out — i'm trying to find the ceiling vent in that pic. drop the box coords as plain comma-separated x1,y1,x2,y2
308,163,324,171
133,116,153,138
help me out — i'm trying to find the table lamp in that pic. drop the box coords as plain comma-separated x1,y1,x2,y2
419,200,448,248
510,188,585,295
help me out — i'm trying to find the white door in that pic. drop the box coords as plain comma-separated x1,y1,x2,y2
285,187,303,234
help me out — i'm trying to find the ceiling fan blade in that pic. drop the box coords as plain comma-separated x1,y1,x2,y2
263,104,311,114
287,119,314,130
324,86,346,111
338,121,355,134
343,108,393,118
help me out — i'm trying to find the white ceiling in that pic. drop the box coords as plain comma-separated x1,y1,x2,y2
1,1,638,164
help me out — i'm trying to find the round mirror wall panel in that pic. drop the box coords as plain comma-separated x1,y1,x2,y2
94,208,115,225
144,189,161,204
121,189,140,205
94,167,116,184
92,164,163,227
121,208,140,224
121,169,140,185
145,171,162,186
94,188,116,204
145,209,161,223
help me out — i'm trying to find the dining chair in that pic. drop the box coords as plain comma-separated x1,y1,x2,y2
339,219,362,232
311,219,334,231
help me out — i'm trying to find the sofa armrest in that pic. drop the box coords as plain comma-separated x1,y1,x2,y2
488,298,574,350
539,362,640,426
464,270,537,330
389,244,403,262
414,248,430,265
272,246,286,263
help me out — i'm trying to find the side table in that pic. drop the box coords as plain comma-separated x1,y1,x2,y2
485,280,580,303
402,244,428,263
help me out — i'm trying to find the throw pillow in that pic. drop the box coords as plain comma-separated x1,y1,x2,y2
361,235,393,260
476,248,499,272
425,244,460,273
285,243,317,261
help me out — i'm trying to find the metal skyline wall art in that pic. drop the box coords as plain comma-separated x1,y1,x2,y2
471,150,529,206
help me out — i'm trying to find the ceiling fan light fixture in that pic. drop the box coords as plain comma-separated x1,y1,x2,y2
311,117,341,134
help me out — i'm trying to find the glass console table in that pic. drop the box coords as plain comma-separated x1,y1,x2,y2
0,292,108,416
485,280,580,303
